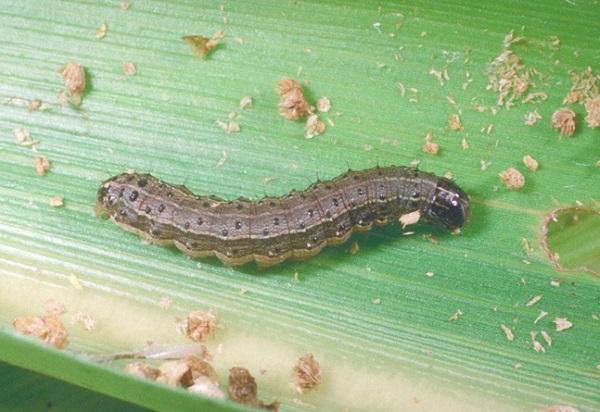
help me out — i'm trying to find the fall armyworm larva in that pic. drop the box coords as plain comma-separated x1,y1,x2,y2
96,166,470,267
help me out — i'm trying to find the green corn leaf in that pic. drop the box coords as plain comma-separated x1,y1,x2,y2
1,1,599,411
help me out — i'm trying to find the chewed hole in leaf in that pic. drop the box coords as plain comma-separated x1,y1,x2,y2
541,206,600,276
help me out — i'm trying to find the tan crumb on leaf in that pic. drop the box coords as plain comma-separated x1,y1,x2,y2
448,113,463,131
399,210,421,228
188,376,225,399
43,299,65,316
317,97,331,113
584,96,600,128
179,356,219,388
448,309,463,321
372,297,381,305
500,324,515,341
13,128,31,145
12,314,68,349
228,367,279,410
526,295,542,307
68,273,83,290
461,138,470,150
239,96,253,109
216,120,240,134
60,61,86,95
183,30,224,59
523,155,539,171
422,131,439,155
58,61,86,105
349,241,360,255
595,160,600,168
305,114,325,139
499,167,525,189
530,331,545,353
156,359,191,386
541,330,552,346
120,1,130,10
563,66,599,105
534,311,549,324
124,362,161,380
71,311,96,331
34,156,50,176
292,353,321,394
553,317,573,332
123,62,137,76
551,108,576,137
27,99,43,111
524,109,542,126
49,196,64,208
95,22,108,39
178,309,218,342
277,78,309,120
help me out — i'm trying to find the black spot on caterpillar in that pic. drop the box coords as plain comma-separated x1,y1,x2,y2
96,166,470,267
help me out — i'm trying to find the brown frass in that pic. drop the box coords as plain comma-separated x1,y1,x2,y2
96,166,470,267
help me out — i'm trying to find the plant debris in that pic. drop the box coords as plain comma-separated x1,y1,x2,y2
551,108,576,137
534,311,548,324
292,353,321,394
277,78,309,120
448,309,463,321
12,314,68,349
43,299,65,316
34,156,50,176
526,295,542,307
563,67,599,105
349,241,360,255
523,155,539,171
71,311,96,331
584,96,600,128
500,324,515,341
240,96,253,109
27,98,43,111
228,367,279,410
216,119,240,134
317,97,331,113
305,114,325,139
399,210,421,228
421,132,439,155
123,62,137,76
448,113,463,131
13,128,39,147
178,309,218,342
530,331,545,353
553,317,573,332
486,31,545,108
183,30,225,59
96,22,108,39
58,61,86,106
49,196,64,208
524,110,542,126
541,330,552,346
499,167,525,190
124,361,161,379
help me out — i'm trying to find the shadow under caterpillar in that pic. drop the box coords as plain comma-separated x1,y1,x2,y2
96,166,470,267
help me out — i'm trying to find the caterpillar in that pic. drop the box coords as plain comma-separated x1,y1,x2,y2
96,166,470,267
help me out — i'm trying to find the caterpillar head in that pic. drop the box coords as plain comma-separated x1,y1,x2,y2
426,178,470,231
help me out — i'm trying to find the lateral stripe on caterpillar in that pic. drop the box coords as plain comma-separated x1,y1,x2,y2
96,166,470,267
